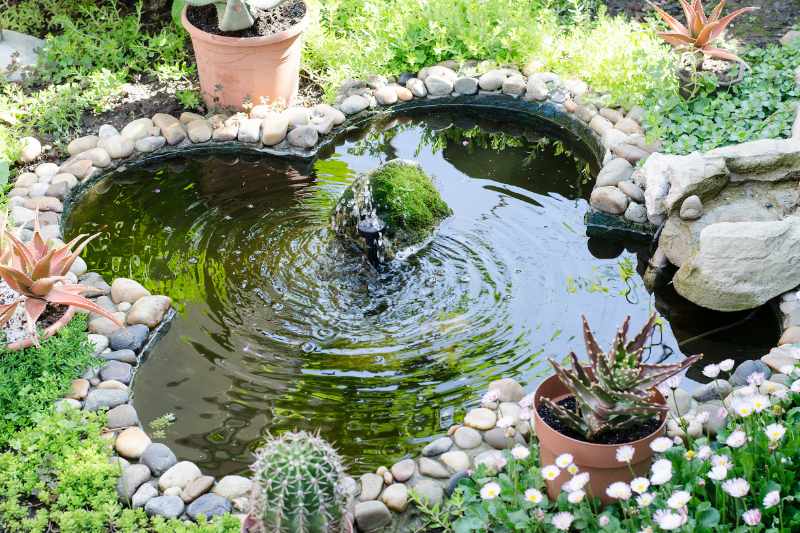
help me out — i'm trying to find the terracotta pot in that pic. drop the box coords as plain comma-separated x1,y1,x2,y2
181,6,308,109
533,373,667,505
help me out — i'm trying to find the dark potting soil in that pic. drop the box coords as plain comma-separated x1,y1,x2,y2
38,304,68,330
537,397,661,445
186,0,306,38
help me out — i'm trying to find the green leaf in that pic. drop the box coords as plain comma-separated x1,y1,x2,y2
0,160,8,187
697,507,720,528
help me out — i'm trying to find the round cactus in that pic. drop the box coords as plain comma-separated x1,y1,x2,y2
248,431,348,533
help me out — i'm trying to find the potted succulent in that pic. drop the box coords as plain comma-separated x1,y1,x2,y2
181,0,308,109
533,314,701,504
650,0,757,98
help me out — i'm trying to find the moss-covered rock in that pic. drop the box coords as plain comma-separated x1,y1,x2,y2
332,160,451,262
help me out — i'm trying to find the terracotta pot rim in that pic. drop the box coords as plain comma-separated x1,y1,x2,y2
181,5,309,47
533,373,668,449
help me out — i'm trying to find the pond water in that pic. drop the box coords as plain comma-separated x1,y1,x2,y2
65,111,779,477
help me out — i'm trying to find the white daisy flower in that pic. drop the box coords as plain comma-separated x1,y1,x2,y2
747,372,766,386
636,493,654,508
566,464,579,475
722,478,750,498
763,490,780,509
480,482,501,500
568,472,590,491
765,423,786,443
696,445,712,460
650,437,673,453
742,509,761,526
630,477,650,494
616,445,635,464
667,490,691,509
606,481,631,500
541,465,560,481
718,359,735,372
711,454,732,469
707,465,728,481
555,453,573,469
552,512,574,531
751,394,770,412
524,488,543,504
702,364,720,378
511,445,530,460
725,430,747,449
567,489,585,504
653,509,684,530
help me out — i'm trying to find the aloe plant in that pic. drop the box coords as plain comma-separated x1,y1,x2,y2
0,213,122,350
544,314,702,440
185,0,289,32
650,0,758,63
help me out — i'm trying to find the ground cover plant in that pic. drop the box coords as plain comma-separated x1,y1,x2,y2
0,407,240,532
413,357,800,532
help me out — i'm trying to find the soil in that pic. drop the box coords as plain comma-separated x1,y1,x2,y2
604,0,800,47
38,304,68,330
186,0,306,38
537,396,662,445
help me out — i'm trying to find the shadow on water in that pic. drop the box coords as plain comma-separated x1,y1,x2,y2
65,111,779,476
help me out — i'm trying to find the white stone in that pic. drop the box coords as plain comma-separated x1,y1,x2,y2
159,461,202,491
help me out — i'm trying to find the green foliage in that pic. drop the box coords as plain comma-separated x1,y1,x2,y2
304,0,677,108
0,314,95,446
645,40,800,154
0,408,241,532
250,431,347,533
371,162,452,240
148,412,176,439
176,89,203,110
0,0,95,36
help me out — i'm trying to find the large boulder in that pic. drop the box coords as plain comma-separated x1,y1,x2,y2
642,152,728,220
674,217,800,311
707,138,800,182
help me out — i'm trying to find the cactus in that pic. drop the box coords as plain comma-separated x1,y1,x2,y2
185,0,289,32
248,431,348,533
544,314,702,440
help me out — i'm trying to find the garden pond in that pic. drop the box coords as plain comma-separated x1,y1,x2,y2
65,111,779,477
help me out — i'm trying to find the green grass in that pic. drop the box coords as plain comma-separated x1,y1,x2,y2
371,163,452,240
0,314,96,447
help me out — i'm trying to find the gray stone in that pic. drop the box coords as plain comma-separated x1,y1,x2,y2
502,75,526,96
55,398,82,412
488,378,524,402
478,70,505,91
359,473,383,501
624,202,648,224
781,30,800,46
0,31,44,83
141,443,178,476
46,181,69,200
643,152,728,219
390,459,416,482
615,118,642,135
463,408,496,430
440,450,470,472
187,120,212,143
596,158,634,187
674,218,800,312
762,345,800,372
339,95,370,115
237,118,261,143
418,457,450,478
695,401,727,435
107,404,139,428
117,464,152,503
145,495,184,519
780,327,800,345
186,493,231,522
355,500,392,532
132,481,159,508
159,461,202,491
99,349,137,364
525,78,548,101
618,180,645,203
590,115,614,136
121,118,154,142
454,77,479,95
483,427,511,449
422,437,452,457
283,106,310,127
425,75,454,96
100,361,134,384
692,380,732,402
664,387,692,417
111,278,150,304
84,389,129,411
109,325,150,352
35,162,59,179
707,138,800,182
68,135,99,156
575,104,597,123
261,113,289,146
115,427,151,459
212,475,252,499
453,426,482,449
374,86,398,105
731,360,772,386
612,143,650,164
413,479,444,507
181,475,215,503
134,136,166,153
287,125,319,149
406,78,427,97
599,107,624,124
126,295,171,328
680,195,704,220
381,483,408,512
98,135,135,159
590,186,629,215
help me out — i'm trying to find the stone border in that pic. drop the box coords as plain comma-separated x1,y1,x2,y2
14,59,777,531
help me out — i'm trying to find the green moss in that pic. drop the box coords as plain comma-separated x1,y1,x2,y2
0,315,96,446
370,164,452,242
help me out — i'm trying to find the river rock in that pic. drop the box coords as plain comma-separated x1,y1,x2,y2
145,495,184,519
99,349,137,364
424,67,456,96
422,437,452,457
186,493,231,521
464,408,496,430
20,137,42,162
665,387,692,417
612,143,650,164
109,324,150,352
117,464,151,503
596,158,634,187
237,118,261,143
488,378,524,402
359,473,383,501
707,138,800,182
131,481,158,509
68,135,99,156
615,117,642,135
187,120,212,143
121,118,154,142
406,78,427,97
780,327,800,345
98,135,135,159
340,95,370,115
111,278,150,304
478,70,505,91
107,404,139,428
126,295,171,328
390,459,416,482
692,380,732,402
287,125,319,149
355,501,392,532
159,461,202,491
454,77,479,95
618,180,644,203
181,475,214,503
100,361,134,384
440,450,470,472
453,426,482,449
418,457,450,478
115,427,151,459
84,389,129,411
375,86,398,105
261,113,289,146
762,345,800,372
624,202,648,223
212,475,252,499
142,443,178,476
413,479,444,507
381,483,408,512
731,360,772,386
674,217,800,312
67,378,90,400
680,195,704,220
590,186,629,215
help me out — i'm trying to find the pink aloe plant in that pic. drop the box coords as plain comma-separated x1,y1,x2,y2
0,213,122,350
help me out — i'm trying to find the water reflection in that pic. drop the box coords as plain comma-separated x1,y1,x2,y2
66,112,778,476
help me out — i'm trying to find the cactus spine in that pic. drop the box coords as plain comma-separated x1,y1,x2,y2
249,431,347,533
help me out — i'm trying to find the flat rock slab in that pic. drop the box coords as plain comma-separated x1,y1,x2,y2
0,30,43,82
